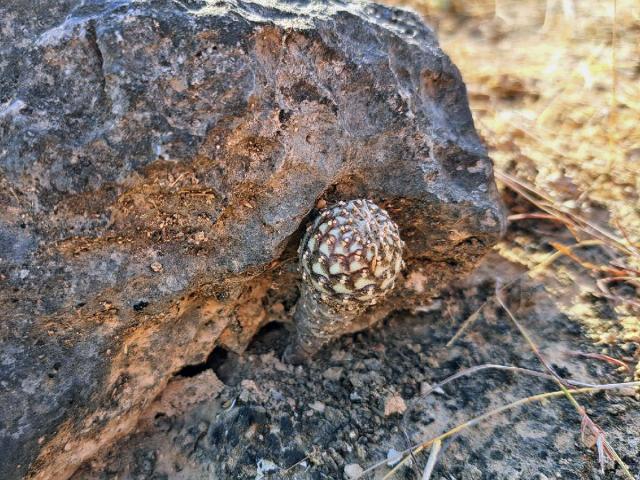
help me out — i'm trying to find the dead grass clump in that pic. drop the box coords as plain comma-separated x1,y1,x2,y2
370,0,639,477
390,0,640,377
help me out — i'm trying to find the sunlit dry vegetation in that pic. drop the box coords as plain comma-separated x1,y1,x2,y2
367,1,640,477
385,0,640,376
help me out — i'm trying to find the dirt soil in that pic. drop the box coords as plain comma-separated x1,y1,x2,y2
71,1,640,479
72,241,640,479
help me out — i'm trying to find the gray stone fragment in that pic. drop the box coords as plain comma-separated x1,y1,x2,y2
0,0,504,478
344,463,364,479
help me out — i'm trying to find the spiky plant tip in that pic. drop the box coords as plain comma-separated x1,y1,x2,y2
299,199,404,312
285,199,405,364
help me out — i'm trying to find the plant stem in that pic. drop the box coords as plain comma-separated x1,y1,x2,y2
496,292,635,479
360,385,634,479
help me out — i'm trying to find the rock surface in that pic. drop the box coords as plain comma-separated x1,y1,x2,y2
0,0,504,478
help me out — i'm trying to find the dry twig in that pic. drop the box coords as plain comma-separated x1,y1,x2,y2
360,383,640,479
496,289,635,479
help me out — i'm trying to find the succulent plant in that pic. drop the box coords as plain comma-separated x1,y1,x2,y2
284,199,405,363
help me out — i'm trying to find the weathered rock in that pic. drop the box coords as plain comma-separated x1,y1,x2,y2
0,0,504,478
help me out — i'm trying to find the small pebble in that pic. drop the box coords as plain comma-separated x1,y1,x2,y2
323,367,343,381
344,463,364,479
150,261,163,272
384,394,407,416
256,458,279,479
310,401,325,413
350,391,363,402
420,382,445,396
386,448,402,467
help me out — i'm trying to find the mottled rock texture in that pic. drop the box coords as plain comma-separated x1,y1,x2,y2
0,0,504,478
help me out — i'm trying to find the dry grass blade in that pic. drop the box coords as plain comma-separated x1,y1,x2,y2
278,452,311,477
407,363,635,407
508,212,576,226
549,242,606,272
421,439,441,480
596,276,640,308
399,428,422,478
496,290,636,479
614,218,639,252
495,169,639,258
445,298,491,347
607,0,619,171
358,383,640,479
495,287,567,383
550,241,633,277
565,350,632,373
446,240,603,347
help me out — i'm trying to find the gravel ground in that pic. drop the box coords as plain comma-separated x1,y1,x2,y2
72,243,640,480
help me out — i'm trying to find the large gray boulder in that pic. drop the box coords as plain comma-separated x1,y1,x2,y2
0,0,504,478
